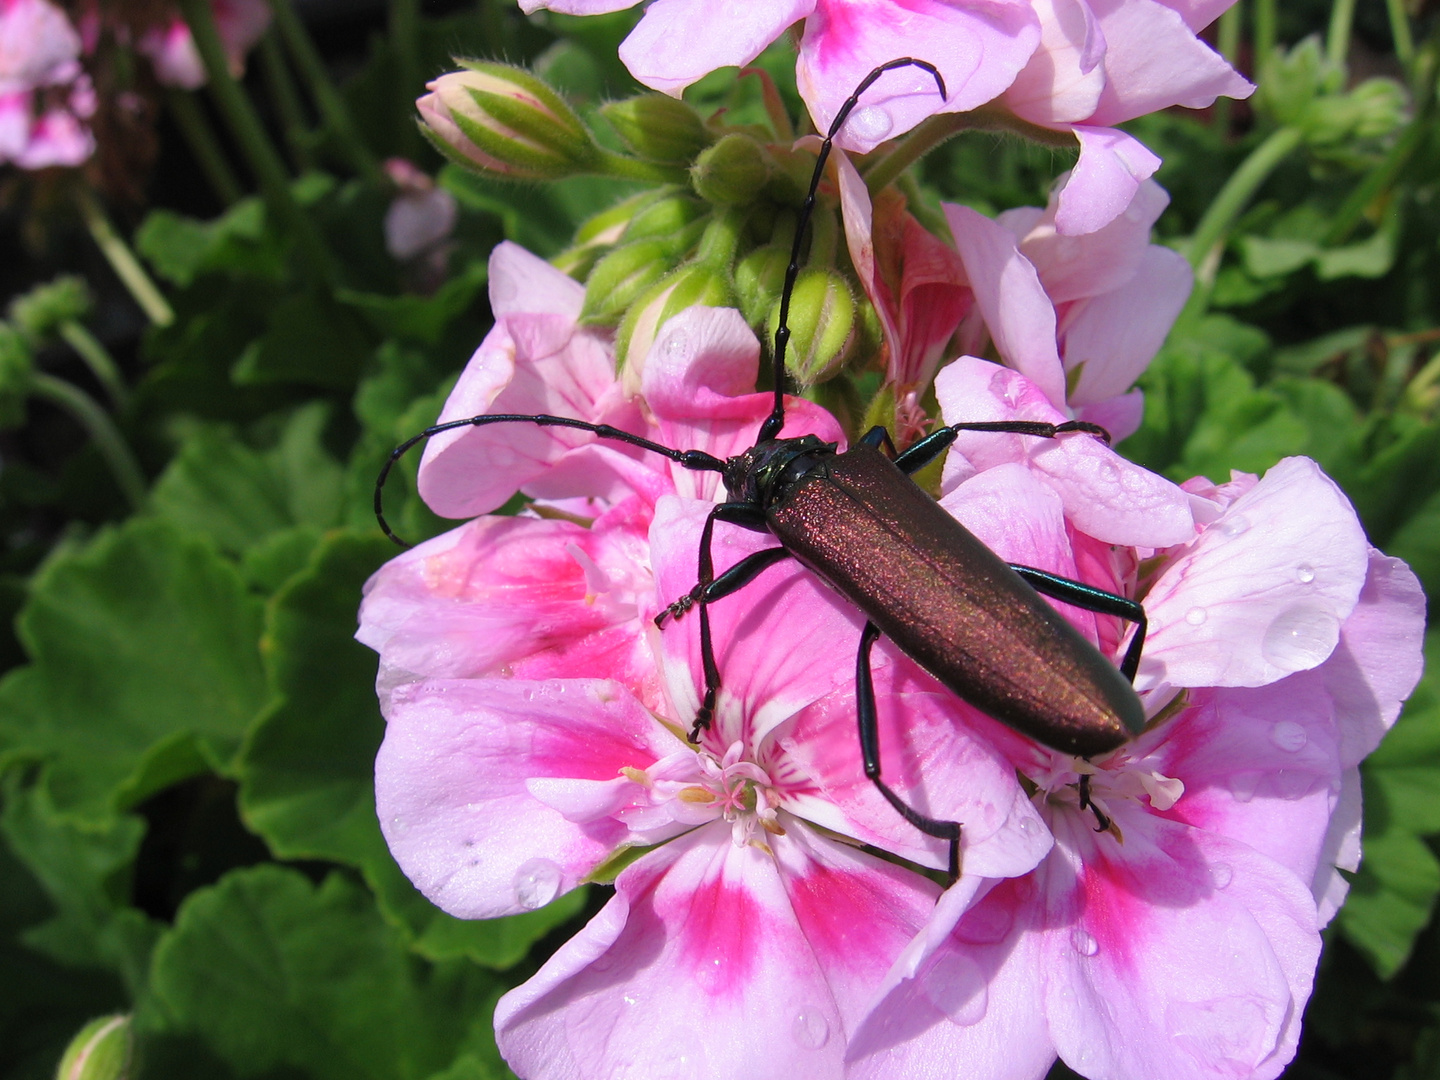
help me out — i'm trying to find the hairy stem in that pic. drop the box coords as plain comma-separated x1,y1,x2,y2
57,320,128,412
167,90,243,205
29,373,146,511
75,189,174,327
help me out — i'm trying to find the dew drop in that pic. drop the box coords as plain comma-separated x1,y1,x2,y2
513,858,562,911
1296,563,1316,584
1270,719,1309,753
661,326,693,366
1260,603,1341,672
1209,862,1233,889
1185,606,1208,626
1218,514,1251,538
923,954,989,1026
850,105,893,141
1071,929,1098,957
1019,816,1040,835
791,1009,830,1050
1229,771,1260,803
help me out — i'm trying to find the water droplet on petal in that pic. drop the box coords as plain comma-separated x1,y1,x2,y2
1185,606,1208,626
1270,720,1308,753
1071,929,1098,956
1218,514,1251,538
923,953,989,1026
850,105,893,141
1209,862,1233,889
1019,816,1040,835
513,858,562,910
1296,563,1316,584
791,1009,830,1049
1229,771,1260,802
662,327,692,366
1261,603,1340,672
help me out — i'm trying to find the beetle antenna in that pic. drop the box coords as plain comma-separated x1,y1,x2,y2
375,413,727,548
758,57,947,444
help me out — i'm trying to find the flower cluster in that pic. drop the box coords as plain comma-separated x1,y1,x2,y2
0,0,94,168
360,235,1423,1079
137,0,270,90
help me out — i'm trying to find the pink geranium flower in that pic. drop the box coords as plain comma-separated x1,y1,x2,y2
0,75,95,168
839,361,1424,1080
0,0,82,94
137,0,270,90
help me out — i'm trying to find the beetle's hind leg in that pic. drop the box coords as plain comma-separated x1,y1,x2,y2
857,622,962,884
1008,565,1148,683
891,419,1112,476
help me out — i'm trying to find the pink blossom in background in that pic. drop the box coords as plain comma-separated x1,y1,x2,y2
137,0,271,90
0,0,82,94
838,361,1424,1080
0,75,95,167
944,179,1193,440
383,158,459,262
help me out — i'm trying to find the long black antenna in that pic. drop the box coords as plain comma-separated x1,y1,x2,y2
375,414,725,547
757,57,947,444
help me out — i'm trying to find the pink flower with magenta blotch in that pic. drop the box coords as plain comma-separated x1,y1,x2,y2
137,0,270,89
0,75,95,168
0,0,82,94
839,361,1424,1080
945,179,1193,440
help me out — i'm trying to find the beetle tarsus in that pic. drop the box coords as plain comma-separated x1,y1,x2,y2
1078,773,1113,833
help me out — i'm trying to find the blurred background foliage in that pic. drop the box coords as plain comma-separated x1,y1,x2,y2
2,0,1440,1076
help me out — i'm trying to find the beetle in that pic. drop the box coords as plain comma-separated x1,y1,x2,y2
376,58,1148,880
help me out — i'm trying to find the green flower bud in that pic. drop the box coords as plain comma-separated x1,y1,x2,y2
1306,78,1407,145
735,244,789,326
691,134,770,206
55,1015,132,1080
601,94,711,165
0,322,35,429
574,189,667,247
766,268,857,386
1255,36,1338,128
8,275,91,341
417,62,595,180
621,193,709,245
583,238,683,324
552,243,607,282
616,262,736,390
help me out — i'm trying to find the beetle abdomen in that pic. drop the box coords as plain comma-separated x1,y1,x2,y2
767,445,1143,757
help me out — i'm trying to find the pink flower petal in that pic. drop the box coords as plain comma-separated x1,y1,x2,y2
944,203,1066,406
1313,767,1362,926
1142,457,1371,689
375,678,678,919
0,0,82,94
799,0,1039,154
618,0,814,95
1003,0,1107,124
1054,126,1161,236
1075,389,1144,443
520,0,639,13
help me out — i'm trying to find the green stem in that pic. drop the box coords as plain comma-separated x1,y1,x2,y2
594,147,690,184
390,0,423,155
861,112,972,194
177,0,334,282
1215,3,1243,131
75,189,175,327
1255,0,1277,64
1323,116,1425,245
1326,0,1357,68
258,32,314,171
695,207,747,268
29,373,146,511
167,90,243,205
1186,125,1304,273
57,320,129,411
1385,0,1415,72
267,0,382,182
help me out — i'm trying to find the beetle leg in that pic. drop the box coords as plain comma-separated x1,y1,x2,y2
655,547,791,626
857,621,963,884
1008,565,1148,683
1077,773,1114,833
892,419,1112,476
858,425,899,458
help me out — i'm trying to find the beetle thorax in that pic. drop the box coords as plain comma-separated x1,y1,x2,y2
723,435,838,508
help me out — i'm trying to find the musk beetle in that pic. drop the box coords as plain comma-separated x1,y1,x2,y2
376,58,1149,880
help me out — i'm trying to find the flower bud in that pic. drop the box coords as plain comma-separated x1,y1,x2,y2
690,133,770,206
7,274,90,340
621,192,708,245
601,94,710,164
55,1015,133,1080
416,62,594,180
735,244,789,326
574,190,662,247
766,268,857,386
1307,78,1407,145
582,238,683,324
616,263,736,390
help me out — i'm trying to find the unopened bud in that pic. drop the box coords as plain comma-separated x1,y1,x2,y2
1307,78,1406,145
8,275,91,341
55,1015,132,1080
622,192,708,245
417,62,594,179
601,94,710,164
582,238,683,324
767,268,857,386
616,263,736,390
574,190,662,247
735,244,789,326
691,134,770,206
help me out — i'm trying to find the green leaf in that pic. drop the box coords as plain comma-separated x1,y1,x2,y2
232,291,375,390
151,404,345,556
239,531,590,966
0,783,159,993
147,866,506,1080
1241,235,1318,278
136,201,285,288
337,261,489,345
1339,632,1440,978
0,520,268,819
